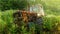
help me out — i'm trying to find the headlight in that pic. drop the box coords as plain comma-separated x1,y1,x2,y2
37,13,41,17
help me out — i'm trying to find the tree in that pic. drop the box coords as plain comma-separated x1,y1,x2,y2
0,0,29,11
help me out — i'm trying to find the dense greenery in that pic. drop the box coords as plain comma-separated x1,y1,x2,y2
0,0,60,15
0,10,60,34
0,0,28,11
0,0,60,34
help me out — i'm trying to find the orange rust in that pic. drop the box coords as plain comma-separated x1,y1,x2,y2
13,11,37,25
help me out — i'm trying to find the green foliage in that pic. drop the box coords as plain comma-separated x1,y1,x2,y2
0,10,14,33
43,16,60,30
0,10,34,34
0,0,60,34
0,10,60,34
0,0,28,11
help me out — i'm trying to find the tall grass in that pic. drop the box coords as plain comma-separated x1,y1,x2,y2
0,10,60,34
43,16,60,30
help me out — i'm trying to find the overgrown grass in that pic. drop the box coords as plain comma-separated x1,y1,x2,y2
43,16,60,30
0,10,60,34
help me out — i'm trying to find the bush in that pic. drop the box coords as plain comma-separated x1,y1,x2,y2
43,16,60,30
0,0,28,11
0,10,60,33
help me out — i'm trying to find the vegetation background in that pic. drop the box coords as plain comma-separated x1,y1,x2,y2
0,0,60,34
